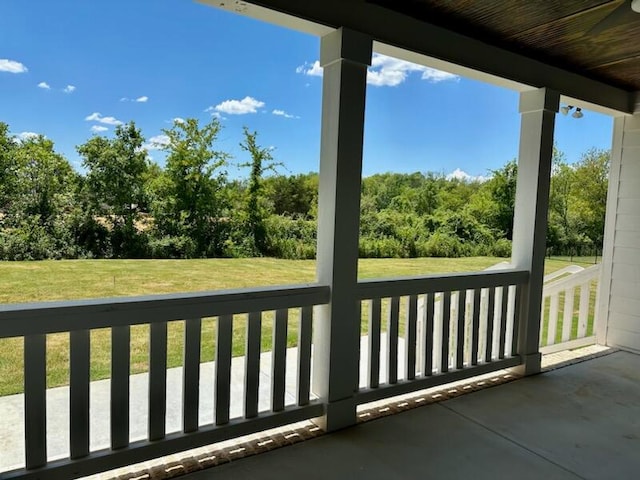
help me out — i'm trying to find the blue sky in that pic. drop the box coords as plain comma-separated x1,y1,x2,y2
1,0,614,180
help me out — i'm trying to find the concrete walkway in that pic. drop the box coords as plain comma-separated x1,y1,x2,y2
0,349,303,471
0,335,403,473
182,350,640,480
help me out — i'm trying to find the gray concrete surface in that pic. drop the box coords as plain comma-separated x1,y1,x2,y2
183,350,640,480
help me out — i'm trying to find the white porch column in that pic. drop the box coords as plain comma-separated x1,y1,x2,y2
512,88,559,376
312,28,372,431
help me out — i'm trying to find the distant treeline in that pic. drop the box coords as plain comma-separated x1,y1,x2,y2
0,119,608,261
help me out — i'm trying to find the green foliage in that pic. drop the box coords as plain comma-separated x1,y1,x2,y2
0,120,609,262
483,160,517,239
420,231,468,258
77,122,149,257
154,117,230,256
492,238,512,257
546,147,609,255
0,122,19,213
148,235,196,259
0,132,79,260
263,173,318,217
359,236,405,258
264,215,316,259
239,127,282,255
78,123,148,218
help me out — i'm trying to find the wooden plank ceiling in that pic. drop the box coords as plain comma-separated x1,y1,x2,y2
368,0,640,91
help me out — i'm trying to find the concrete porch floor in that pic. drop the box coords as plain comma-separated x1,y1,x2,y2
181,350,640,480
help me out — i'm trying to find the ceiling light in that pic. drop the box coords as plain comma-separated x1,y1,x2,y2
560,105,573,115
572,107,583,119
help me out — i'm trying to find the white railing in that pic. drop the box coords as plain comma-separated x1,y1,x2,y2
355,269,529,404
0,265,565,479
540,264,601,354
0,284,329,480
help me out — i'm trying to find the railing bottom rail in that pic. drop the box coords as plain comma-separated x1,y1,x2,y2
356,357,521,405
540,336,596,355
3,403,323,480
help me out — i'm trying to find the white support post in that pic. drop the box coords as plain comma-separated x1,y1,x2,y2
512,88,559,376
312,28,372,432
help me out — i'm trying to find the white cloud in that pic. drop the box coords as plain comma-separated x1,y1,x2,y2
296,60,323,77
173,117,185,124
0,59,28,73
143,134,171,151
85,112,123,126
63,85,76,93
150,134,170,146
208,96,265,115
38,81,51,90
446,168,488,183
90,125,108,133
367,53,459,87
295,54,459,87
272,109,298,119
420,69,459,83
17,131,39,141
120,95,149,102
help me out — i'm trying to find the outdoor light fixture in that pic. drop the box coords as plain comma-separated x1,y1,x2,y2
559,105,583,119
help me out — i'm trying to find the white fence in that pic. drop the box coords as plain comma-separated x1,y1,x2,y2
0,285,329,480
540,264,601,354
0,262,600,479
356,269,528,404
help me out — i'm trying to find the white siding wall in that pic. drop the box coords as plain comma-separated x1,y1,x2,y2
600,114,640,351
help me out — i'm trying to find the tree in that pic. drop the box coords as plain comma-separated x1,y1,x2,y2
484,160,517,239
572,148,609,249
155,117,229,256
415,173,444,215
12,135,77,223
548,149,574,253
0,122,18,214
239,127,281,254
77,122,149,256
546,147,609,255
264,173,318,218
0,132,79,259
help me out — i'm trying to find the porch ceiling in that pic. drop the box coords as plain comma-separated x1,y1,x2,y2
208,0,638,112
369,0,640,91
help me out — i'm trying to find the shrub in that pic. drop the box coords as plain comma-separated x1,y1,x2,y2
419,232,468,258
71,213,112,258
492,238,512,257
0,221,54,260
359,236,405,258
148,236,196,259
264,215,316,259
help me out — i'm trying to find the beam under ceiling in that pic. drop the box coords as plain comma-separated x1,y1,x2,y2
200,0,637,114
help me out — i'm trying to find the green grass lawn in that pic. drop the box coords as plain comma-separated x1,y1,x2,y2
0,257,595,396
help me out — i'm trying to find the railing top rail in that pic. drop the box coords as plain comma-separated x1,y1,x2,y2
0,283,330,338
543,264,601,297
543,264,585,283
356,268,529,300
